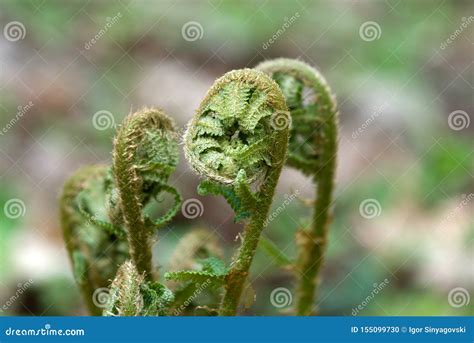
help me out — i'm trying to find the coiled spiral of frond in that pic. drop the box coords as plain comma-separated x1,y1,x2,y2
184,69,289,184
113,108,181,278
114,107,179,194
256,58,338,177
257,58,338,316
60,165,129,315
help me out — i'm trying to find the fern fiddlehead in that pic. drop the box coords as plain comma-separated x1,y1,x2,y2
184,69,290,315
113,108,182,280
104,260,174,316
60,165,129,315
257,58,338,315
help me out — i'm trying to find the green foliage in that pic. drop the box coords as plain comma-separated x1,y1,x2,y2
61,61,336,317
184,69,287,184
60,165,129,316
165,256,227,288
257,58,338,316
184,68,290,315
257,59,337,177
104,260,174,316
113,108,182,279
61,108,183,315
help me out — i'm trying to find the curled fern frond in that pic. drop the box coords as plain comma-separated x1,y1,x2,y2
113,108,182,279
184,69,288,185
60,165,129,315
257,58,338,316
257,58,337,177
184,69,290,315
105,260,174,316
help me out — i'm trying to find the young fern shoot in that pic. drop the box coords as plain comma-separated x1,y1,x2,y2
113,108,182,280
104,260,174,316
257,58,338,315
60,165,129,315
183,69,290,315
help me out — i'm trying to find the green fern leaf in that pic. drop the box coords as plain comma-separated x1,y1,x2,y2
239,90,270,132
195,116,225,136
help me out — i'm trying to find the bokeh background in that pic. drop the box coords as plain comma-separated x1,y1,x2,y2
0,0,472,316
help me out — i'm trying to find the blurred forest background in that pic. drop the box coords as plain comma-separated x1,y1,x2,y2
0,0,472,316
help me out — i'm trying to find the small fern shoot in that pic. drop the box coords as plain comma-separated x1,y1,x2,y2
257,58,338,315
113,108,182,280
184,69,290,315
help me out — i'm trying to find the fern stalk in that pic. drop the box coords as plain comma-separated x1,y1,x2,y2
113,108,181,280
184,69,289,315
60,165,128,315
257,59,338,315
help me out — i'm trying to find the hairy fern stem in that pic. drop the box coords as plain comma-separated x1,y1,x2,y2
184,69,289,315
257,58,338,315
113,108,181,280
